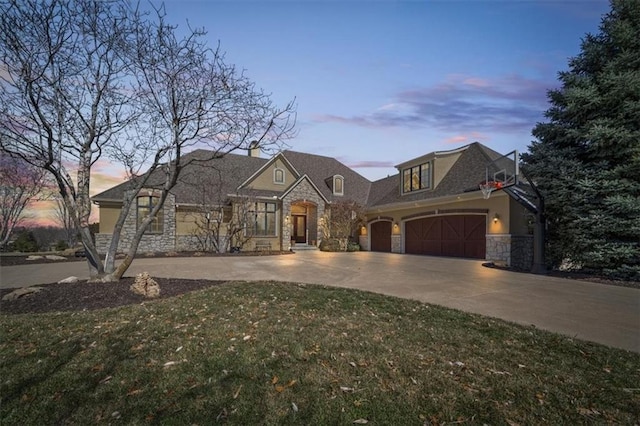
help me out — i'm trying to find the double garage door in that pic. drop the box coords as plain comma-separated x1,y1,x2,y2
371,215,486,259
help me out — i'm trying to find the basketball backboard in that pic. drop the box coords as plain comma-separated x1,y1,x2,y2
480,150,519,199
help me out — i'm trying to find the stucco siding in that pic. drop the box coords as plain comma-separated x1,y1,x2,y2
246,158,297,192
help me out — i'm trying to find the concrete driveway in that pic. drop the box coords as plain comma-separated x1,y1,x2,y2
1,251,638,352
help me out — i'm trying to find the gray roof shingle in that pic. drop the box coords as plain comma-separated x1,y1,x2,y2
281,150,372,205
92,150,268,205
92,142,512,209
366,142,507,207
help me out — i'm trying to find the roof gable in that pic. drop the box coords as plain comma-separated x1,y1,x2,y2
280,174,330,204
282,150,371,205
237,152,300,191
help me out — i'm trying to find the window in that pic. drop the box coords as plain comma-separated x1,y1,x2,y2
137,195,163,233
402,162,431,193
251,202,276,236
333,175,344,196
274,168,285,184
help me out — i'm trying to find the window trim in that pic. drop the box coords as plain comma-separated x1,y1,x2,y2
273,168,285,185
333,175,344,196
402,161,432,194
250,201,277,236
137,194,164,233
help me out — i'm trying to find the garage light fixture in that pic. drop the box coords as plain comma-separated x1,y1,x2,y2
493,213,500,223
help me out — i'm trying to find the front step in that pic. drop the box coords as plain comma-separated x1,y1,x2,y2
291,244,318,251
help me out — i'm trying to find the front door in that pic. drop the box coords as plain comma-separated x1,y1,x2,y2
292,215,306,243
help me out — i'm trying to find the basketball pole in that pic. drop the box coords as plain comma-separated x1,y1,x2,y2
513,173,546,274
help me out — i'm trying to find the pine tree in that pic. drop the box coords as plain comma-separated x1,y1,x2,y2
522,0,640,279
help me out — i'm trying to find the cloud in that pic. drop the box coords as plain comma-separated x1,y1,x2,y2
313,73,554,134
444,132,488,144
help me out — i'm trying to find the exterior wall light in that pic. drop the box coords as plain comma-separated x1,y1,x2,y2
493,213,500,223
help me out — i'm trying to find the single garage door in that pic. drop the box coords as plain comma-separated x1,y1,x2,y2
370,221,391,252
405,215,485,259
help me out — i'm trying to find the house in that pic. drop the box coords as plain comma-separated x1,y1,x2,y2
92,142,534,269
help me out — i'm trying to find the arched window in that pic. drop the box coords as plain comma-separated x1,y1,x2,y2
274,168,285,184
137,194,163,233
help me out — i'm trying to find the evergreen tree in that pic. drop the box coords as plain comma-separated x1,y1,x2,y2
522,0,640,279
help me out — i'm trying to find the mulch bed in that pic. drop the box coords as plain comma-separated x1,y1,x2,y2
0,277,226,315
0,251,292,267
482,262,639,289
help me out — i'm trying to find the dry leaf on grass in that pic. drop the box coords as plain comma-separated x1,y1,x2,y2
233,385,242,399
353,419,368,424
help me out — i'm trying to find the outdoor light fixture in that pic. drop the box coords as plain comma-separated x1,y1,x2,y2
493,213,500,223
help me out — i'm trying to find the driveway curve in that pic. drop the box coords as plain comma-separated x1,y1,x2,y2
1,251,638,352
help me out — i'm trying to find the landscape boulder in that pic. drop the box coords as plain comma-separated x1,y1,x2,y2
2,287,44,301
130,272,160,298
45,255,66,261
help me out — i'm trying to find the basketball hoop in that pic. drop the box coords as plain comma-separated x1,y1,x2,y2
479,181,502,199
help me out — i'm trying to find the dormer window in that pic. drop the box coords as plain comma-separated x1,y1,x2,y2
402,162,431,194
333,175,344,196
274,168,285,184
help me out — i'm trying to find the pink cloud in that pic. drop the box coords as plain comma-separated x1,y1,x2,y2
444,132,488,144
463,77,490,88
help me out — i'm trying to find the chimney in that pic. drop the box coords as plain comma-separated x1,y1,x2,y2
248,140,260,158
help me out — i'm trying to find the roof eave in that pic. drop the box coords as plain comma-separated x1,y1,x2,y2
365,190,507,214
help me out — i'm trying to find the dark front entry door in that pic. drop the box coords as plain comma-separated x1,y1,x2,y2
292,215,306,243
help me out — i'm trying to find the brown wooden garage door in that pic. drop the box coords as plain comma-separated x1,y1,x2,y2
405,215,486,259
370,221,392,252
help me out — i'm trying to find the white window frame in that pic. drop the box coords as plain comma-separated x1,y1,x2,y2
333,175,344,196
273,168,285,185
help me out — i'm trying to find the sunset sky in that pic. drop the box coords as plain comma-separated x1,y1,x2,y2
26,0,610,226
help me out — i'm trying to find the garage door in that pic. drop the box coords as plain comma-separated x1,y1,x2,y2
370,221,391,252
405,215,485,259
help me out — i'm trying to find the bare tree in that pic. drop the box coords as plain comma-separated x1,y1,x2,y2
52,196,77,247
182,164,258,253
1,0,295,281
0,153,48,249
189,196,258,254
321,201,365,251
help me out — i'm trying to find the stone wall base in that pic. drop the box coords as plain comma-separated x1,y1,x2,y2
391,234,402,253
95,233,178,254
359,235,369,251
486,234,533,270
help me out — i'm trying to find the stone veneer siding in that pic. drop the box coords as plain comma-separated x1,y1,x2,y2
486,234,511,267
359,235,369,251
95,192,177,254
391,234,402,253
485,234,533,270
510,235,534,271
282,179,326,251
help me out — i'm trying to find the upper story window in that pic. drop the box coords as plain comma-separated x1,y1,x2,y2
402,162,431,194
333,175,344,196
274,168,285,184
137,195,163,233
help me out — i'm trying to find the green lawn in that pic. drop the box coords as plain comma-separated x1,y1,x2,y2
1,281,639,424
